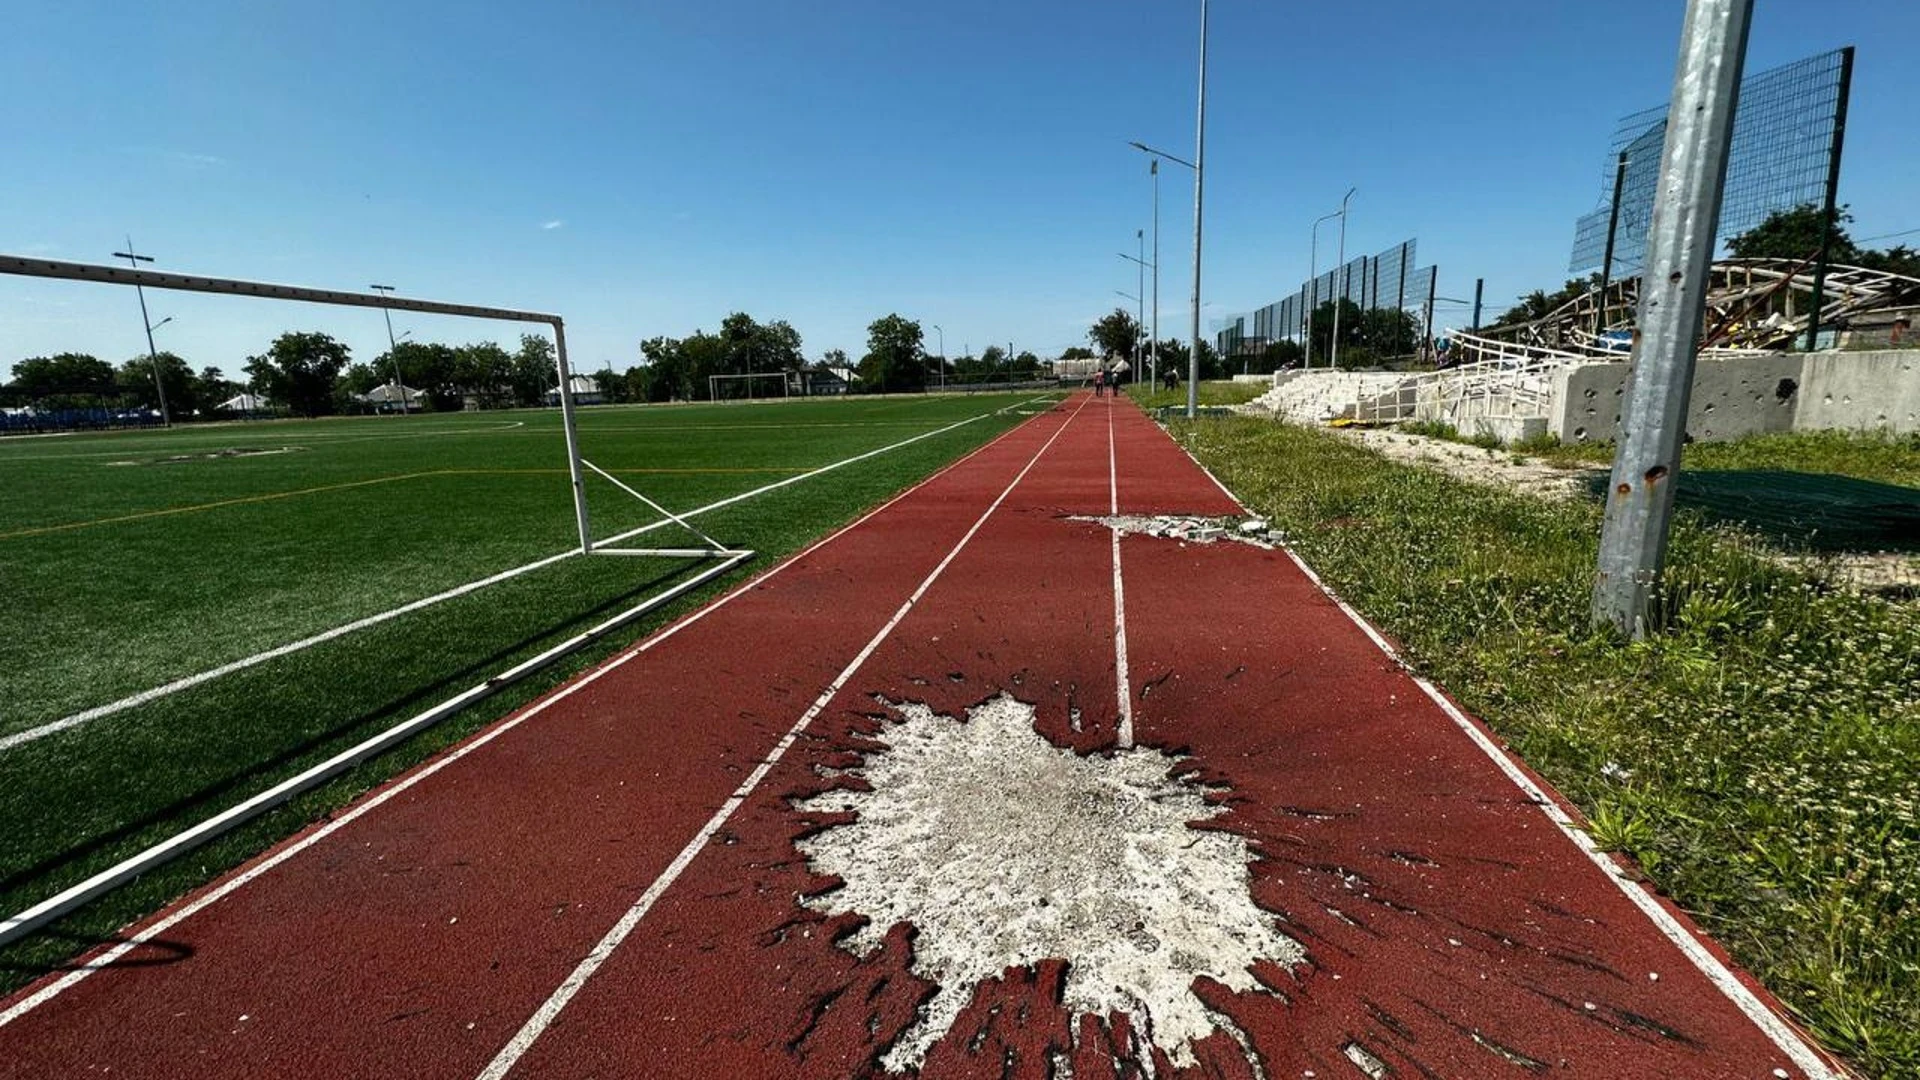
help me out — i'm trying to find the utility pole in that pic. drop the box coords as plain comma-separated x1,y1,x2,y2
1592,0,1753,638
369,284,412,414
111,239,171,427
931,324,945,390
1471,277,1485,332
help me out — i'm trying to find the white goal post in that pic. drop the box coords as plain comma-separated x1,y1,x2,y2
0,253,744,561
707,370,791,401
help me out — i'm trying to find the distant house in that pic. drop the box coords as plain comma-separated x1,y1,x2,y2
545,374,604,406
219,392,271,414
358,382,424,412
804,366,857,396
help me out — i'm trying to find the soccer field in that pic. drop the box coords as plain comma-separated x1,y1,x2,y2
0,393,1049,981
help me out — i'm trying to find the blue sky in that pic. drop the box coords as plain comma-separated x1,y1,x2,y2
4,0,1917,378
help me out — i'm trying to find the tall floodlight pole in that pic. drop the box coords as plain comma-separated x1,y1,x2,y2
367,284,413,414
1149,160,1161,386
1187,0,1209,418
931,324,945,389
1327,188,1357,370
1134,144,1199,386
1308,211,1339,367
1592,0,1753,639
111,240,171,427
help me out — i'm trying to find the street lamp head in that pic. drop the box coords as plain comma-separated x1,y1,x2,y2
150,316,173,331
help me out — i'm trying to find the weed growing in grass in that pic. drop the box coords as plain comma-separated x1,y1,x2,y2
1171,416,1920,1078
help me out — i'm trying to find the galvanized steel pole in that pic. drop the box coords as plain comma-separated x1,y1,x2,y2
1187,0,1208,418
1591,0,1753,638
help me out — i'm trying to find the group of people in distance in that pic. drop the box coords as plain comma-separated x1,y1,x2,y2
1090,358,1178,397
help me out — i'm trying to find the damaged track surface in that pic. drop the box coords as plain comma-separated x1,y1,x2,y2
0,392,1842,1079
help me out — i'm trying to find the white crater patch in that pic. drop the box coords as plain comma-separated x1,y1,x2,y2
793,695,1302,1072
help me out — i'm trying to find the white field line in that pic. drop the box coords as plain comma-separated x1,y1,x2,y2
2,398,1048,754
1165,432,1843,1080
0,552,753,950
473,394,1091,1080
1107,396,1134,750
0,396,1055,1028
0,421,529,462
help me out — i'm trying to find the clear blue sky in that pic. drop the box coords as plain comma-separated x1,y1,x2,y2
4,0,1916,378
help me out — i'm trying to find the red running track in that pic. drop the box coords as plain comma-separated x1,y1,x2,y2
0,391,1843,1079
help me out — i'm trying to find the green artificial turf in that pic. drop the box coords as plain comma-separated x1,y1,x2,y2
0,394,1050,986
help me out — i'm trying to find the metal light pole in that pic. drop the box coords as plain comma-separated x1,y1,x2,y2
931,323,945,389
1119,243,1152,385
369,284,412,414
1187,0,1209,418
1308,211,1339,367
1328,188,1357,371
111,240,171,426
1591,0,1753,638
1149,160,1160,386
1132,143,1199,387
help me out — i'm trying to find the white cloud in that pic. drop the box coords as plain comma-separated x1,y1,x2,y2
541,219,565,230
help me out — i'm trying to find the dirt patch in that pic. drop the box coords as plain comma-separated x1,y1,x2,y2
105,446,307,467
1337,429,1598,501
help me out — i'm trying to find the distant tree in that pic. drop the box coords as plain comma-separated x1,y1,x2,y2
821,348,849,371
338,362,384,398
974,346,1009,381
1059,346,1095,361
1727,204,1856,264
860,314,925,392
1015,350,1039,371
379,341,460,412
8,353,117,407
116,351,197,416
1088,308,1143,362
512,334,556,407
1490,276,1599,330
194,366,241,411
591,367,624,403
246,333,350,417
1256,339,1304,373
453,342,514,408
1358,307,1418,356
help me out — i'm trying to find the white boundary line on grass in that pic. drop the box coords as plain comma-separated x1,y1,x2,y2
473,393,1091,1080
1162,425,1842,1080
1,398,1050,754
1106,396,1134,749
0,394,1060,1028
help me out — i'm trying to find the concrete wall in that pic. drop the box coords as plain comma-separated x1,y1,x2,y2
1550,349,1920,442
1797,351,1920,435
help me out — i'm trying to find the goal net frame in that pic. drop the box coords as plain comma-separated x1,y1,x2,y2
0,253,748,563
707,370,791,402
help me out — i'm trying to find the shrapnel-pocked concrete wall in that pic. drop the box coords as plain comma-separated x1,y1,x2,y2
1551,349,1920,442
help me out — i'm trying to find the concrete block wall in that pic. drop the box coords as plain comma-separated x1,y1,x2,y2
1550,349,1920,443
1798,351,1920,434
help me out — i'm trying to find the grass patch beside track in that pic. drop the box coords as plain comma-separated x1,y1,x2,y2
1125,379,1267,412
0,394,1050,989
1170,415,1919,1078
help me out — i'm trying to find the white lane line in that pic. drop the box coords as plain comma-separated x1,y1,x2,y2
473,395,1092,1080
3,398,1049,754
1167,433,1842,1080
1107,396,1134,750
0,397,1054,1028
